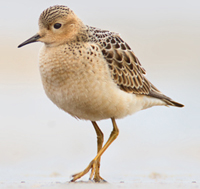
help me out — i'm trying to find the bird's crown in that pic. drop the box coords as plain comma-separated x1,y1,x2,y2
39,5,74,29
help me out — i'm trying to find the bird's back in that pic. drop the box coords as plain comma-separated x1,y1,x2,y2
86,25,184,108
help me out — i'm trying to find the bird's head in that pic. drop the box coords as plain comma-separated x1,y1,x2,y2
18,5,85,48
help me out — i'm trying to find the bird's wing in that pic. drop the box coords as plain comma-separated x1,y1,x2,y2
87,26,184,107
87,26,159,95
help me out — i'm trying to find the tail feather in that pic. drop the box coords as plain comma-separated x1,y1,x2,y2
148,90,184,108
162,99,184,107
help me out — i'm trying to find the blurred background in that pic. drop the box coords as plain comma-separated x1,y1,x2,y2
0,0,200,186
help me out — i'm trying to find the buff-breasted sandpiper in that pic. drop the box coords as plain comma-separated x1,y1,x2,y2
18,5,184,182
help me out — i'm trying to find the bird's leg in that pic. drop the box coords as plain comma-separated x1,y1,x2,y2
90,121,105,182
71,118,119,182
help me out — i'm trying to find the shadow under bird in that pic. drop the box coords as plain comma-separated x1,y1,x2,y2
18,5,184,182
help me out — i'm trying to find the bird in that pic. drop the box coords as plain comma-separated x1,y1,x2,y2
18,5,184,182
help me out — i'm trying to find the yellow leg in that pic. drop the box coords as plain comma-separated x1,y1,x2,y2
91,121,105,182
71,118,119,182
92,121,104,154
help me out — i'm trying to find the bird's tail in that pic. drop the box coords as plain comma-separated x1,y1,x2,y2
148,88,184,108
162,99,184,107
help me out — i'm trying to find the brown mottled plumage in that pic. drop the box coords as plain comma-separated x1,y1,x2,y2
86,26,183,107
18,5,184,183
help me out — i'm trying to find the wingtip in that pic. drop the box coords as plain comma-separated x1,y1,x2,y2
171,100,184,108
163,99,184,108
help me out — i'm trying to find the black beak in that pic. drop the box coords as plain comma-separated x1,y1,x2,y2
18,33,41,48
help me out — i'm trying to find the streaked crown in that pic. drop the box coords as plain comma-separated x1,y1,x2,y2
39,5,74,28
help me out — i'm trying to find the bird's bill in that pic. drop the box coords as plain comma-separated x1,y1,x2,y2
18,33,41,48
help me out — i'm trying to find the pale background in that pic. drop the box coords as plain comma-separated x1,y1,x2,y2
0,0,200,188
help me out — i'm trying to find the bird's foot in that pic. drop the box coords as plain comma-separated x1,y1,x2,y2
70,159,106,183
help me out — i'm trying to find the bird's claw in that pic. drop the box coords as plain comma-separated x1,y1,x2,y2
70,159,106,183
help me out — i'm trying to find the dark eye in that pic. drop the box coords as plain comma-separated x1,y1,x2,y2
54,23,62,29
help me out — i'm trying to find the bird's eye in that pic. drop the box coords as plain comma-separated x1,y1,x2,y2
54,23,62,29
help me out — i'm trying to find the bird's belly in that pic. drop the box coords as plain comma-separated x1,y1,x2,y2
40,64,166,121
39,45,165,121
38,45,140,120
40,71,149,121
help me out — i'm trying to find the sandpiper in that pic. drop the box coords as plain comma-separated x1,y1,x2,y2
18,5,184,182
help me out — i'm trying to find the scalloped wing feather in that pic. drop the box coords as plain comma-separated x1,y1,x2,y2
86,26,184,107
